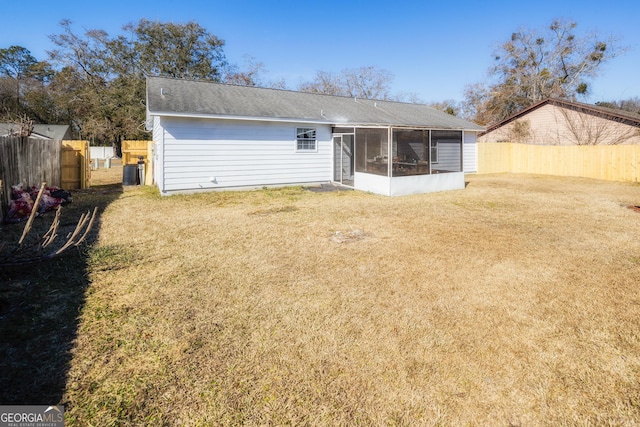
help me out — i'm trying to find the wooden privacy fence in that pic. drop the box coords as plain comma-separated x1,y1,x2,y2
478,142,640,182
0,136,62,208
122,140,153,185
62,140,91,190
0,137,91,210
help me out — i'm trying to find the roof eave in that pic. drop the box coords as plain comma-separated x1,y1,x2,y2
148,110,333,125
481,98,640,135
147,111,484,131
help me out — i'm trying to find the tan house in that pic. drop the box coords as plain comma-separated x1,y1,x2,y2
479,98,640,145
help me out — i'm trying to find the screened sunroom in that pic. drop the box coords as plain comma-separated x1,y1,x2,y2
332,126,468,196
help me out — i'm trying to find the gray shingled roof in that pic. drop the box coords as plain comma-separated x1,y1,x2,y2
0,123,70,140
146,77,484,131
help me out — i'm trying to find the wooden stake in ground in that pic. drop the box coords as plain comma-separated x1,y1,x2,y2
18,182,46,245
1,182,98,267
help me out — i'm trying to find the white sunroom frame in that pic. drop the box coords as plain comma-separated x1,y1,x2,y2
333,126,467,196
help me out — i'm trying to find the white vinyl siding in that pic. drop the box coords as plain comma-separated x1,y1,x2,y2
463,131,477,173
152,116,164,190
434,140,461,172
158,117,332,192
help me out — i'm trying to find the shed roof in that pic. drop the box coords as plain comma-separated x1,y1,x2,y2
146,77,484,131
0,123,70,140
481,98,640,135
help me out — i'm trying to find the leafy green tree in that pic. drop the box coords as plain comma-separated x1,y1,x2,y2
0,46,38,85
464,19,624,125
48,19,231,145
117,19,227,80
428,100,461,116
48,22,113,142
0,46,40,116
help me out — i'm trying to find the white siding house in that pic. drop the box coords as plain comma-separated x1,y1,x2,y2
147,77,484,196
463,131,478,173
154,117,332,192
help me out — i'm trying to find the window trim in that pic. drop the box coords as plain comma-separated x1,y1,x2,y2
296,127,317,152
430,137,439,164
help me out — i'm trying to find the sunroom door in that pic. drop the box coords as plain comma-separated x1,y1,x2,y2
333,134,354,186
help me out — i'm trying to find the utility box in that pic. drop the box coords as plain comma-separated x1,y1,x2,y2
123,164,138,185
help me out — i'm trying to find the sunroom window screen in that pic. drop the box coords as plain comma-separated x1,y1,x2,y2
296,128,316,151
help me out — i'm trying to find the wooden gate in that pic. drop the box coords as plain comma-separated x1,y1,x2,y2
62,140,91,189
122,140,153,185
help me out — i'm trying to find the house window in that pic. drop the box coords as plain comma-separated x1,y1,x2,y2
430,137,438,163
296,128,316,151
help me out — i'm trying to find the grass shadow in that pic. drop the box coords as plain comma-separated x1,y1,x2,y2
0,181,123,404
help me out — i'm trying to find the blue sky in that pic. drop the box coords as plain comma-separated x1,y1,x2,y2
3,0,639,103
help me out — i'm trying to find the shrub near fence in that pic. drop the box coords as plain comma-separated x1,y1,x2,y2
478,142,640,182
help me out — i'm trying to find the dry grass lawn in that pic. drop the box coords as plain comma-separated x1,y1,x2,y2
61,172,640,425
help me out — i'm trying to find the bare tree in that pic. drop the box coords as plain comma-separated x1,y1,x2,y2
559,108,640,145
298,70,347,96
299,65,394,100
3,113,34,137
223,55,266,86
596,97,640,114
343,66,393,99
464,18,624,125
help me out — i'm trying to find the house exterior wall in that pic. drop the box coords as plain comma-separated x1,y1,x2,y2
354,171,465,196
152,116,164,189
434,140,461,172
153,116,332,194
430,131,478,173
463,131,478,173
89,146,115,159
479,104,640,145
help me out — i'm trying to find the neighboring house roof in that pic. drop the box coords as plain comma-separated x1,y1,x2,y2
146,76,484,131
481,98,640,136
0,123,71,140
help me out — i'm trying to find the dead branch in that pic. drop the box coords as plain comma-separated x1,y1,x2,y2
559,108,638,145
18,182,46,245
1,199,99,267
